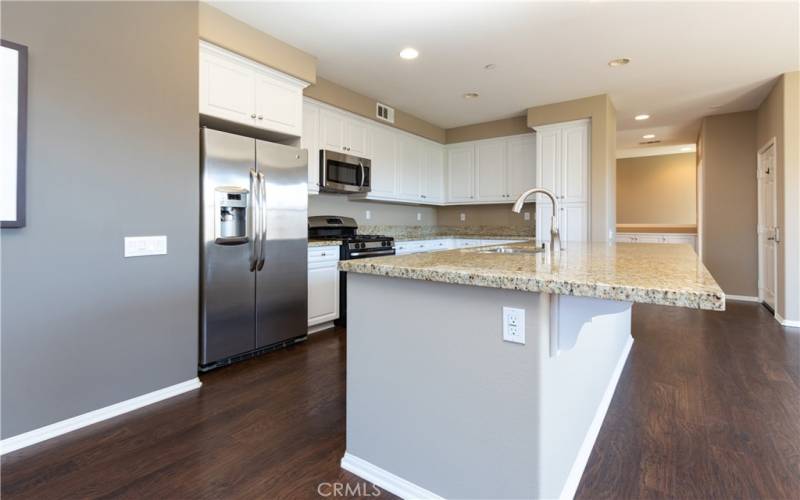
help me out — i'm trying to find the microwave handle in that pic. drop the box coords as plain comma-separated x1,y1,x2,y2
359,161,365,188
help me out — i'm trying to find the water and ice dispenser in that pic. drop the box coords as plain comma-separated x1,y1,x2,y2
214,186,249,244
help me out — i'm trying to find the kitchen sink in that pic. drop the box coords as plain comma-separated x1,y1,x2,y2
475,245,545,255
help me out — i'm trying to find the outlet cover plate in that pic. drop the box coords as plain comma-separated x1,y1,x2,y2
502,306,525,344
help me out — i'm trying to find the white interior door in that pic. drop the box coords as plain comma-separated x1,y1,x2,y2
758,141,778,309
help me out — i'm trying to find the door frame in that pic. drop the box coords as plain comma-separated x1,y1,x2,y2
756,137,778,309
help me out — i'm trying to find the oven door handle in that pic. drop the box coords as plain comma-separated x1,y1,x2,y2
348,249,395,258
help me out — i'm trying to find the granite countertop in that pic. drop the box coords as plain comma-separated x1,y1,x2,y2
309,239,342,247
339,241,725,310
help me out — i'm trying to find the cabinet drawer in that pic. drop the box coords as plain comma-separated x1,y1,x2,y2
308,246,340,262
454,239,483,248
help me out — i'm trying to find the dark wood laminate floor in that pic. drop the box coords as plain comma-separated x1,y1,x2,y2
3,301,799,499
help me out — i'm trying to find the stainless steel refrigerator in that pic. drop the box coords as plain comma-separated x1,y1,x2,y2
200,127,308,370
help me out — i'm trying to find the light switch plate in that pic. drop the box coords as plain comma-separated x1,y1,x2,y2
124,236,167,257
366,210,371,220
417,212,422,221
460,213,466,222
524,212,530,221
502,306,525,344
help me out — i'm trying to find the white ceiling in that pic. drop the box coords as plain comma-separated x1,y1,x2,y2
210,1,799,149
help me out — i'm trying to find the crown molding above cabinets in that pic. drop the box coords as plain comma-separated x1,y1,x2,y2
199,41,308,138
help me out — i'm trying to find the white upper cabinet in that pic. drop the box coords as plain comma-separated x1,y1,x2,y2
561,123,588,203
447,145,476,202
506,135,537,199
369,124,398,198
422,145,445,203
475,140,508,202
397,135,425,200
320,108,371,158
199,42,307,137
533,119,590,242
302,102,320,194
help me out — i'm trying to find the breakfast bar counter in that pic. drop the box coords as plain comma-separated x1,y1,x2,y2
338,242,724,499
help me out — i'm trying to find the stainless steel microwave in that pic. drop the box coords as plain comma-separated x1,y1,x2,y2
319,150,371,193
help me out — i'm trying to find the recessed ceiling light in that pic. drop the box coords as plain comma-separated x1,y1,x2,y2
642,134,656,139
484,64,496,70
634,114,650,121
399,47,419,60
463,92,480,99
608,57,631,67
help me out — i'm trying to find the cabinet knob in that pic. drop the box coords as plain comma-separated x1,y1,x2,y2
320,252,327,256
250,113,256,119
258,115,263,120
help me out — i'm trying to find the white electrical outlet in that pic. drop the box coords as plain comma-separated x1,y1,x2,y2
417,212,422,221
124,236,167,257
460,213,466,222
366,210,372,220
502,307,525,344
524,212,530,221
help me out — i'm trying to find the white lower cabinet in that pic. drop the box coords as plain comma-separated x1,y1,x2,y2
615,233,697,250
394,238,526,255
308,246,340,328
535,202,588,243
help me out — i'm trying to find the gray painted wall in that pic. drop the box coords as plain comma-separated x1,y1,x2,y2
0,1,200,438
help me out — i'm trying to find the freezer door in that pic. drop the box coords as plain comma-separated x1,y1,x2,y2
255,140,308,348
200,128,257,365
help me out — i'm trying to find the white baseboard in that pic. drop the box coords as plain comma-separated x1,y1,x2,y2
308,321,336,334
726,295,760,302
341,452,443,500
0,377,202,455
559,336,634,500
776,313,800,328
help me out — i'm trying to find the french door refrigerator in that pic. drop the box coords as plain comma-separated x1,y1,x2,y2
200,127,308,370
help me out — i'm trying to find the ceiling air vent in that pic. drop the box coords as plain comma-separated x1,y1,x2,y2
376,102,395,124
639,139,662,145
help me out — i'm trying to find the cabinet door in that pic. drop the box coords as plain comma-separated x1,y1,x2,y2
308,261,339,326
346,119,371,158
560,203,587,243
536,127,561,198
447,145,475,202
475,140,508,202
320,110,346,152
254,70,302,135
397,136,423,200
506,135,537,199
561,123,588,203
370,125,397,197
422,145,445,203
302,103,320,193
199,50,255,126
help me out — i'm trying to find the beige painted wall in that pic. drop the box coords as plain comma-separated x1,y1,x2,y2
198,3,316,83
617,153,697,225
437,203,535,229
445,116,529,144
757,72,800,321
309,194,437,226
305,78,445,143
527,95,617,242
698,111,758,297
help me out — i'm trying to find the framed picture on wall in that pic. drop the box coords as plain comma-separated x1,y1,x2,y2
1,39,28,228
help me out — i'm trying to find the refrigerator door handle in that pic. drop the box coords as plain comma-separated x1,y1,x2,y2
249,169,260,272
257,172,267,270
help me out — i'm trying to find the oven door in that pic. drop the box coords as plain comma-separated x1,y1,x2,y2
320,150,371,193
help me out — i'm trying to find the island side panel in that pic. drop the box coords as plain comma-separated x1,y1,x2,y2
538,295,634,499
344,273,545,499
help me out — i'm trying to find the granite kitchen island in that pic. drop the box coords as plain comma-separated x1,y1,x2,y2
338,242,724,500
